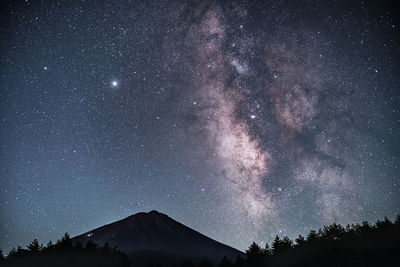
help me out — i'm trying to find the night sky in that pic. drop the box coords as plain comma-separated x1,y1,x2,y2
1,0,399,253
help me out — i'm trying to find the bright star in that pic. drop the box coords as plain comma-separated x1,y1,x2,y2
111,80,118,87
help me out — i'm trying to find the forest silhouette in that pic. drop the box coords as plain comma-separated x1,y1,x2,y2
1,214,399,267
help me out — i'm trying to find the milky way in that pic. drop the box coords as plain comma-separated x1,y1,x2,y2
1,0,399,252
171,1,399,241
182,6,275,222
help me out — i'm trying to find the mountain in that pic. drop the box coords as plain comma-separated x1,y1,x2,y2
72,210,244,265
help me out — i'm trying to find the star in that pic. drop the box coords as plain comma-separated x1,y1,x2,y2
111,80,118,87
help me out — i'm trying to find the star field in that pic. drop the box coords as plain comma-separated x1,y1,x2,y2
0,0,399,253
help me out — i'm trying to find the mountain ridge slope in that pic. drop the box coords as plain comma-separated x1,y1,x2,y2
72,210,244,263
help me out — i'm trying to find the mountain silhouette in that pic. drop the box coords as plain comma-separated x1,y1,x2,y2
72,210,244,264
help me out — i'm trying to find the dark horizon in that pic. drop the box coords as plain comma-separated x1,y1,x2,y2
1,0,399,255
3,209,400,255
2,211,400,267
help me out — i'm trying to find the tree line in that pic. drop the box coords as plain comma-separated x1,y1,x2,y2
0,233,129,267
238,214,400,267
1,214,399,266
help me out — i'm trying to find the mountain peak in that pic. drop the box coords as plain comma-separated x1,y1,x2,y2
123,210,167,222
148,210,161,215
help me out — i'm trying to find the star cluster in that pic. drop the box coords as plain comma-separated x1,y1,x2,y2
0,0,399,252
